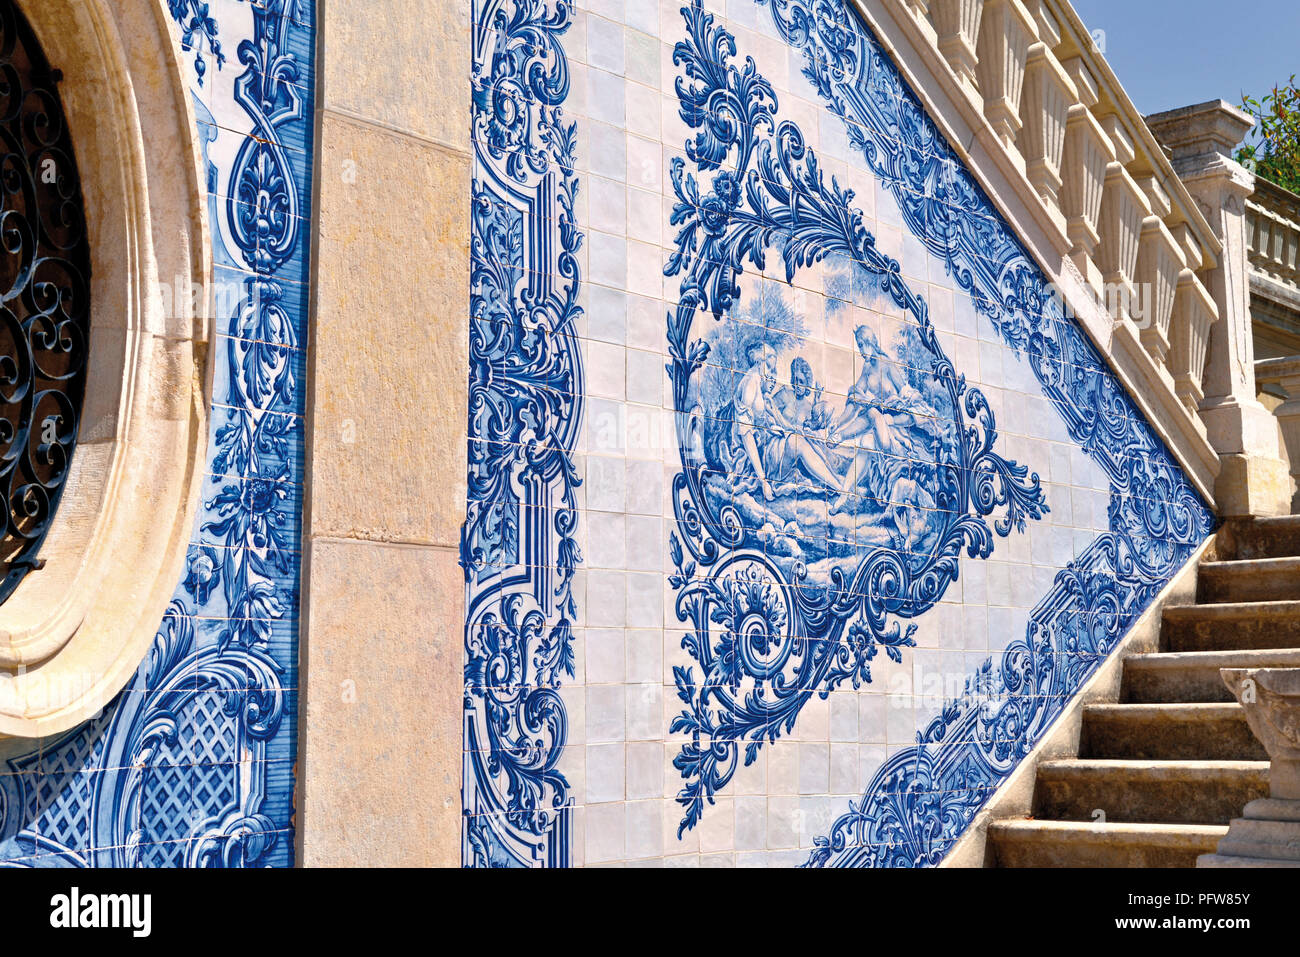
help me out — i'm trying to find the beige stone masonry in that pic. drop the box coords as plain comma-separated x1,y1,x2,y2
296,0,470,867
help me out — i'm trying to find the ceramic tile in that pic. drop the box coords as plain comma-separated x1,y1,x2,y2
464,0,1214,868
0,0,315,867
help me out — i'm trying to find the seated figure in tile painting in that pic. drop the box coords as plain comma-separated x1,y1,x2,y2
774,356,832,436
731,341,844,502
829,325,943,518
696,312,954,580
831,326,934,453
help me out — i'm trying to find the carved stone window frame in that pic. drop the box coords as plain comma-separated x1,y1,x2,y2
0,0,211,737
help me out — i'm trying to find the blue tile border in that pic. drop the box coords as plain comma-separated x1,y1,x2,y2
462,0,587,868
0,0,315,868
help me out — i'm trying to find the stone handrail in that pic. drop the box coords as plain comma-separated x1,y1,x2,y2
877,0,1290,513
1255,356,1300,512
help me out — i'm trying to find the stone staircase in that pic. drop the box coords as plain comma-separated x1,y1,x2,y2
988,517,1300,866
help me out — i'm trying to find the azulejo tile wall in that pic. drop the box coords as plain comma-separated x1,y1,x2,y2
465,0,1216,869
0,0,314,867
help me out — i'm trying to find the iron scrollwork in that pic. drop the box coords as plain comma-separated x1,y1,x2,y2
0,0,92,605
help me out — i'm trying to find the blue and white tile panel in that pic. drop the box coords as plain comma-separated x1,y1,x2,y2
0,0,315,868
462,0,1215,868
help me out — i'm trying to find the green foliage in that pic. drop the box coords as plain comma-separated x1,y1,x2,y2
1237,75,1300,194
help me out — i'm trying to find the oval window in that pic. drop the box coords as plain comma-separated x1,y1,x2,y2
0,0,90,604
0,0,210,739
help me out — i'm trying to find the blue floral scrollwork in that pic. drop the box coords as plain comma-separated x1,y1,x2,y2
664,1,1049,837
167,0,231,85
462,0,585,869
205,0,306,655
729,0,1214,866
0,0,312,868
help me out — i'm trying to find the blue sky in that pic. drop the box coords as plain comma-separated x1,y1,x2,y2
1070,0,1298,130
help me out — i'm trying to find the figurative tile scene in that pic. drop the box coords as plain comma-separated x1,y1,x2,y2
0,0,314,866
464,0,1215,867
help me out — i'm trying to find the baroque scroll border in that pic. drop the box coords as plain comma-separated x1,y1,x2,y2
461,0,586,869
663,0,1049,837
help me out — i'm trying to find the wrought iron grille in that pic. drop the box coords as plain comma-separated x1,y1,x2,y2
0,0,91,604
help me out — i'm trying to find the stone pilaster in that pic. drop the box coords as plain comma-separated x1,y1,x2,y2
1148,101,1291,517
296,0,469,867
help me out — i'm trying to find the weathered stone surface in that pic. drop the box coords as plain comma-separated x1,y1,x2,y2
1122,649,1300,703
300,0,471,866
1221,667,1300,798
1200,665,1300,866
322,0,470,150
1163,601,1300,652
1213,453,1294,519
1216,515,1300,560
310,113,469,548
1198,556,1300,603
297,539,462,867
1032,759,1270,825
991,820,1227,867
1079,703,1266,761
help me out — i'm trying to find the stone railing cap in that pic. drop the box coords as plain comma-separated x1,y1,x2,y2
1145,99,1254,160
1252,175,1300,215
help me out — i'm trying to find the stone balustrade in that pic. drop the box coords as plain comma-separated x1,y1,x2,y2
1256,357,1300,512
1249,182,1300,513
884,0,1295,514
1249,178,1300,294
906,0,1220,385
1247,177,1300,358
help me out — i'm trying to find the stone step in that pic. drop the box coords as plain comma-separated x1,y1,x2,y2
1197,557,1300,604
1217,516,1300,560
1162,601,1300,652
990,820,1228,867
1121,649,1300,703
1033,760,1270,825
1080,703,1266,760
